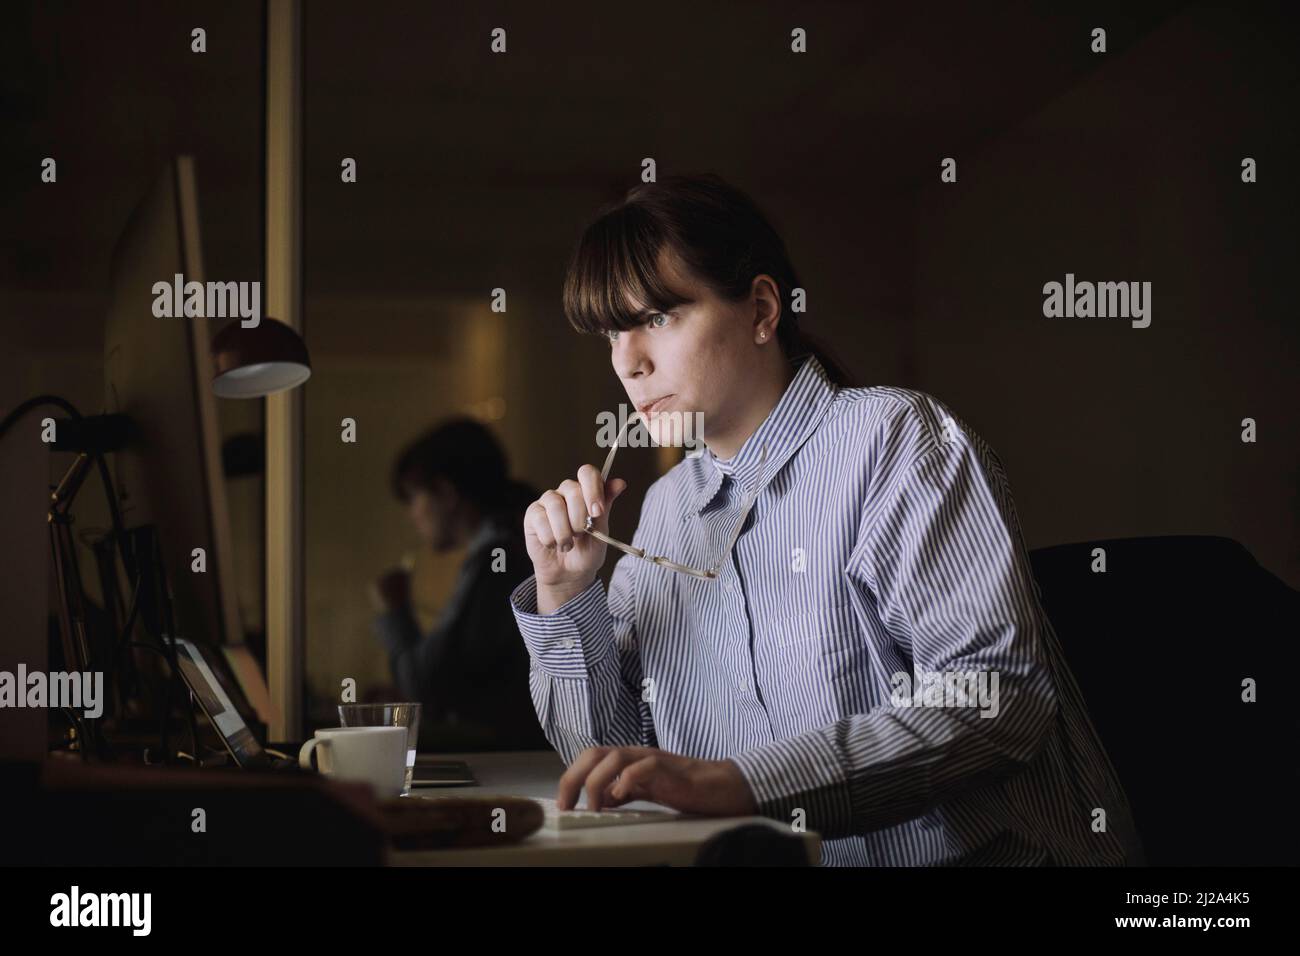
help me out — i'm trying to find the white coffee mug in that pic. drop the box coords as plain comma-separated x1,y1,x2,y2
298,726,407,797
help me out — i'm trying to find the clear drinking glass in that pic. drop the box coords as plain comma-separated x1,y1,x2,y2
338,702,422,796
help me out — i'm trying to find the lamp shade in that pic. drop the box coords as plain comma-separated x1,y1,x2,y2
211,317,312,398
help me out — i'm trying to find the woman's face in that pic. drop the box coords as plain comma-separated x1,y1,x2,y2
404,479,457,551
608,249,780,450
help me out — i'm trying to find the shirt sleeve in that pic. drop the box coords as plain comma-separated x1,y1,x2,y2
372,606,433,707
509,524,658,763
728,412,1058,840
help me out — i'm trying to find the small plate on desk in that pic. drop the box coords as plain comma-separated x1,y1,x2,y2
411,758,477,787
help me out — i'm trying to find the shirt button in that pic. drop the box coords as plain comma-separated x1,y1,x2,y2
739,679,748,691
561,638,575,649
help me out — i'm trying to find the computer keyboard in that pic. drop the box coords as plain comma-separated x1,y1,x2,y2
531,797,682,830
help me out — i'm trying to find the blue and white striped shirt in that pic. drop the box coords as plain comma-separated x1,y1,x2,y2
510,354,1142,866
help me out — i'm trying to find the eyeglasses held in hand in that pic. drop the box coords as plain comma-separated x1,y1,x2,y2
583,413,767,580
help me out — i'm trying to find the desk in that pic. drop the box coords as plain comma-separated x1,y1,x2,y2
387,750,822,866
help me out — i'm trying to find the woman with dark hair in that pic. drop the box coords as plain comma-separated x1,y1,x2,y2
371,417,548,751
510,173,1143,866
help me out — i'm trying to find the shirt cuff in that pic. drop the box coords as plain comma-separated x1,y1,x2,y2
728,729,856,838
509,575,612,678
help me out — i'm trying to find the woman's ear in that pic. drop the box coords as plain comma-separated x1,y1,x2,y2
750,273,783,342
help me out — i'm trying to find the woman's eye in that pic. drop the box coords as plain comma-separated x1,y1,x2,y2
606,313,667,344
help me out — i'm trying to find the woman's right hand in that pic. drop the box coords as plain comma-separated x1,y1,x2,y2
524,464,628,610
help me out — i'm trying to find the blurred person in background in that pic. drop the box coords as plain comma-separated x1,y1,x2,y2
371,417,549,751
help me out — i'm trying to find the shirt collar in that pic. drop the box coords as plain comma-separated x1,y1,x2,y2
681,354,838,519
465,512,511,555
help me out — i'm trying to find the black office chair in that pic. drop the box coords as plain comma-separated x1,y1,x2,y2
1028,535,1300,865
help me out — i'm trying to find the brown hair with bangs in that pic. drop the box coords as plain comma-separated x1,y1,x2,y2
561,172,855,386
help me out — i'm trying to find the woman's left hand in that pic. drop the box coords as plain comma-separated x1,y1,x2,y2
557,746,759,816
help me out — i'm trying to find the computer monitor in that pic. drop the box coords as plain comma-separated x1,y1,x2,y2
103,156,274,727
171,638,274,769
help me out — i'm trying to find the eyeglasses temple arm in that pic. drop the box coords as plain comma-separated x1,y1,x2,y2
599,410,639,482
587,411,638,533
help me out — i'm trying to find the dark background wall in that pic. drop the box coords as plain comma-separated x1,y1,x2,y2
2,1,1295,706
912,8,1298,583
